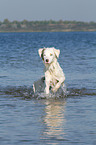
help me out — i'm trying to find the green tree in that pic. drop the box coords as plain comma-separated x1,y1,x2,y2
3,19,10,24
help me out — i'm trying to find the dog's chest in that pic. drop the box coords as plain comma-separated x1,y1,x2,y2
46,63,60,80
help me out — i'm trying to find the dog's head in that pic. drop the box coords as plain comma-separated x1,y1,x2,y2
38,47,60,64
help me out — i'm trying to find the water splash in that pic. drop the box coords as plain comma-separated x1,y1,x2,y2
32,84,67,99
0,86,96,100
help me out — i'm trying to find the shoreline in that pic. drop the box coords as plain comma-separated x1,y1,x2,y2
0,19,96,33
0,29,96,33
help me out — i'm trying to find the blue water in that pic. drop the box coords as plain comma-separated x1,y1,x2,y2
0,32,96,145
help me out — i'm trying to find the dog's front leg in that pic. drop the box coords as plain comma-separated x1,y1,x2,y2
44,71,51,94
45,81,50,94
52,78,65,93
52,82,61,93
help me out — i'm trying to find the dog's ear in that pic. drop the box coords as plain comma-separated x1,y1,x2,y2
38,48,43,58
54,48,60,58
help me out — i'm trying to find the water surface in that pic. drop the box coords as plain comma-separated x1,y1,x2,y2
0,32,96,145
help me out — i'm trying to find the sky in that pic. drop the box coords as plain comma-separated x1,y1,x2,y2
0,0,96,22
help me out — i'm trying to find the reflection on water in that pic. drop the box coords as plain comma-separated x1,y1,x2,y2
41,99,66,143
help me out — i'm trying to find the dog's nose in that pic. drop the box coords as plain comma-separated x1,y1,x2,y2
46,59,49,63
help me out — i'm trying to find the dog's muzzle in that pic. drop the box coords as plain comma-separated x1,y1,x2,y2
45,59,49,63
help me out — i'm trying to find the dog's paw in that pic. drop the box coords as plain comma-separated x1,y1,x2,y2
52,83,61,93
51,87,58,93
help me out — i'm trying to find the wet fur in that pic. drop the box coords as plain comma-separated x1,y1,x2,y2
33,47,65,94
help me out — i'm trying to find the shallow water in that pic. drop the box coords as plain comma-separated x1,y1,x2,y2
0,32,96,144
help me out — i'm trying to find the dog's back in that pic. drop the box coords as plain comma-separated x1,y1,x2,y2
33,77,45,93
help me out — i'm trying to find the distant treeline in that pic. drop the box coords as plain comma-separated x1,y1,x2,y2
0,19,96,32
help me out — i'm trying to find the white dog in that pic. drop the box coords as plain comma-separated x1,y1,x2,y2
33,47,65,94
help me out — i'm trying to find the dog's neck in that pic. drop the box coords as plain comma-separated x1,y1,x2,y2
44,58,58,72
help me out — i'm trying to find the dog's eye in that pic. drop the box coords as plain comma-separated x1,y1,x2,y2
50,53,53,56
